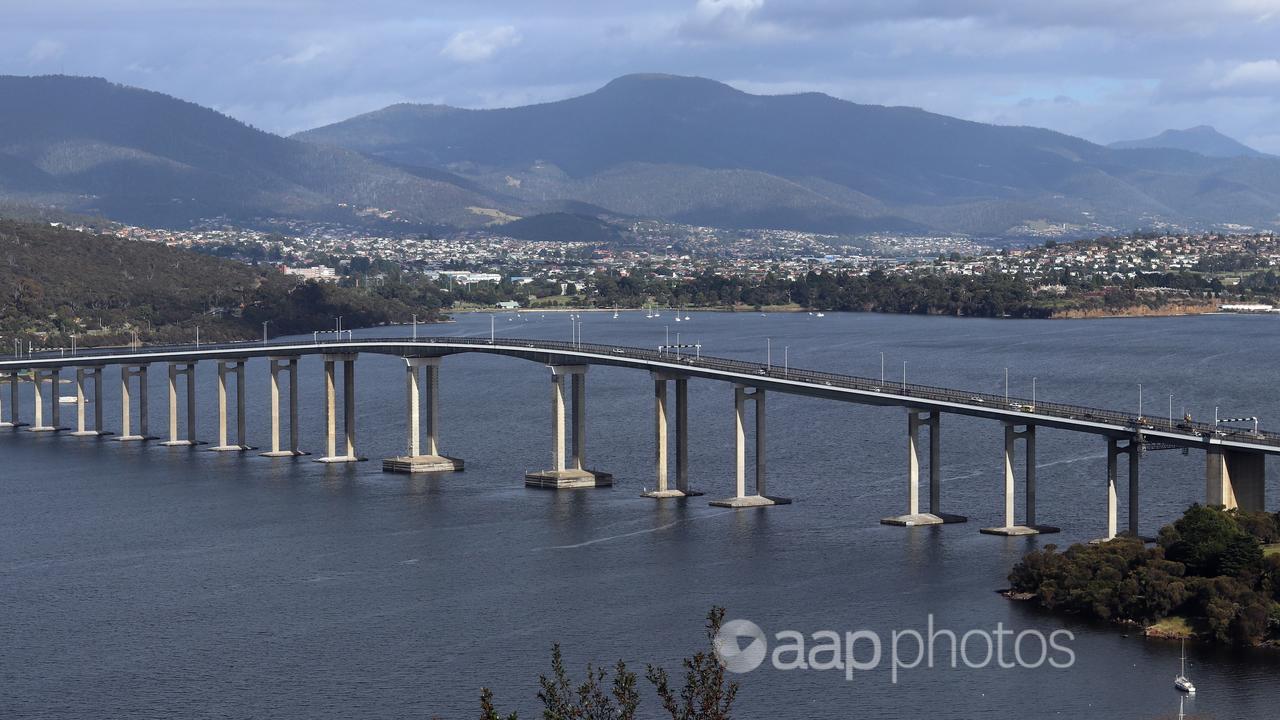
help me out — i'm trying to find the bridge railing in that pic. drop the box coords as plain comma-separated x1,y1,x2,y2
8,333,1278,449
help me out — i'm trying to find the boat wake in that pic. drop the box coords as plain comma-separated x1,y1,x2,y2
539,510,734,550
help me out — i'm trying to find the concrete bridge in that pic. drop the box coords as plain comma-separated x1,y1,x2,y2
1,335,1273,539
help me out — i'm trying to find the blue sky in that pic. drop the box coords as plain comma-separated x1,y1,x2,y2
6,0,1280,152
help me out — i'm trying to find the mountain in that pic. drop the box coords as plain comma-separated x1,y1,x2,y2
495,212,623,243
1109,126,1269,159
0,75,517,228
297,73,1280,235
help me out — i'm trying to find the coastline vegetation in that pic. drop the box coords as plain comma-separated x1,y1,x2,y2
1008,505,1280,646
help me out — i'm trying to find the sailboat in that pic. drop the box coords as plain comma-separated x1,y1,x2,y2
612,305,619,319
1174,639,1196,694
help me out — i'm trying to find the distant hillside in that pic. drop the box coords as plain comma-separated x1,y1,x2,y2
0,219,442,345
494,212,622,243
298,73,1280,235
1109,126,1269,159
0,75,518,228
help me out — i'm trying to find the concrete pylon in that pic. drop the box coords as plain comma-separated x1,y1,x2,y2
981,423,1057,535
383,357,462,472
882,410,965,526
0,371,26,428
28,368,68,432
69,367,110,437
209,359,254,451
115,364,155,441
642,373,702,499
315,353,363,463
261,356,307,457
160,362,201,446
1206,447,1266,512
526,365,611,488
1096,437,1142,542
710,385,790,508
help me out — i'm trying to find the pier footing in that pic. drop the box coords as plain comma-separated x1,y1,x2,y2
114,434,157,442
315,455,367,464
261,449,310,458
709,494,792,508
641,488,705,499
383,455,464,473
881,512,968,527
208,444,257,452
73,430,114,438
980,524,1061,536
525,469,613,489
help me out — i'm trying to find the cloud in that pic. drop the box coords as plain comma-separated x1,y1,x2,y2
1212,59,1280,92
27,39,65,63
680,0,772,40
440,25,522,63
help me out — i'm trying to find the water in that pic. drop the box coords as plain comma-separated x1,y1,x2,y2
2,311,1278,719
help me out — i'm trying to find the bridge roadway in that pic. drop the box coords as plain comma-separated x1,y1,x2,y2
0,335,1272,536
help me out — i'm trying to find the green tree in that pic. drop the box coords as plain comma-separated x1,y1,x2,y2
645,607,738,720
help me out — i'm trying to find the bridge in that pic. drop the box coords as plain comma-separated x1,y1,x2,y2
0,335,1272,539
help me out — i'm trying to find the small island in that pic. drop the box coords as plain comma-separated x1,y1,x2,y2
1008,505,1280,646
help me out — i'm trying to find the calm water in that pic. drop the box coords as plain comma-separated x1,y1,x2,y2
2,311,1278,719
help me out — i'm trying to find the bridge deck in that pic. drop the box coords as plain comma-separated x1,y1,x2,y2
2,336,1274,455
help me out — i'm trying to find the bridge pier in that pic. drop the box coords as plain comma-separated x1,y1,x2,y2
981,423,1057,535
262,357,307,457
70,367,109,436
1096,437,1142,541
28,368,67,432
0,371,25,428
316,353,362,463
711,385,790,508
115,364,155,441
383,357,462,472
1206,448,1266,512
210,359,254,451
526,365,611,488
882,410,966,526
643,374,701,498
160,362,200,446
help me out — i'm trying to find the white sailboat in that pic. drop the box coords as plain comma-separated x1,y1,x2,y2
1174,638,1196,694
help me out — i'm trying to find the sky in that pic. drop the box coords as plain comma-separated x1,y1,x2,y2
5,0,1280,152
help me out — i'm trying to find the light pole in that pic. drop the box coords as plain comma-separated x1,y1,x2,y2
675,332,681,359
784,346,789,377
196,325,200,348
1004,367,1009,404
412,314,418,341
695,343,701,360
71,334,77,356
576,320,583,349
902,361,907,392
335,316,342,343
262,320,270,346
1169,395,1174,426
1032,377,1037,408
1138,383,1143,420
490,313,496,344
665,325,670,354
880,352,885,385
767,337,772,368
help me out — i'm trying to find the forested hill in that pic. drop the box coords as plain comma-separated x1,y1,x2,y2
0,220,443,347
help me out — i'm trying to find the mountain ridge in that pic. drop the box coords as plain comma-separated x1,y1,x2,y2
1109,125,1269,159
297,74,1280,235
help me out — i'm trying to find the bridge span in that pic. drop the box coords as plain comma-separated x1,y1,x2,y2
0,335,1272,538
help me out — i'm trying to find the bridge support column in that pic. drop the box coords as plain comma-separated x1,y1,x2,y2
70,367,109,436
882,410,965,526
210,359,253,451
981,423,1057,536
711,385,790,508
262,357,307,457
0,371,25,428
160,362,200,445
1206,448,1266,513
316,353,362,463
643,374,702,499
28,368,67,432
384,357,462,472
526,365,611,488
1097,438,1143,541
115,364,154,441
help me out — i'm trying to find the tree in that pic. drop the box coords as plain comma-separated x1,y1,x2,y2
645,607,738,720
537,644,638,720
480,688,517,720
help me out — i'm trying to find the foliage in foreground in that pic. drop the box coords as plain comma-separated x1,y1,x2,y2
481,607,737,720
1009,505,1280,644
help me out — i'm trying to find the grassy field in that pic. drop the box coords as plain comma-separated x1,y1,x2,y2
1146,616,1195,639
